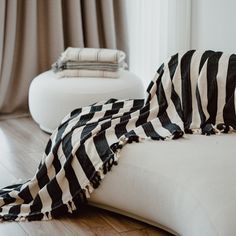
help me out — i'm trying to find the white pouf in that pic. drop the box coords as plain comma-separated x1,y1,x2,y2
29,70,144,133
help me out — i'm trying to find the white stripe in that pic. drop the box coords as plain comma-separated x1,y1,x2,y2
216,53,230,124
84,137,105,170
197,59,210,121
190,51,204,129
55,169,72,205
69,148,89,188
172,51,185,106
161,64,183,128
146,73,159,101
38,186,52,212
151,118,172,137
235,89,236,117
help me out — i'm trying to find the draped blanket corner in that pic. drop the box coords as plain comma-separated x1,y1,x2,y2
0,50,235,221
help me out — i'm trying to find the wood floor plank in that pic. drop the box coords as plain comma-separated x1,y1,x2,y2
19,220,73,236
0,161,18,188
62,207,120,236
0,222,27,236
0,151,40,180
98,208,147,233
0,117,49,154
121,226,172,236
61,218,95,236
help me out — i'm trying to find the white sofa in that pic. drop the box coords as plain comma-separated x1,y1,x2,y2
90,133,236,236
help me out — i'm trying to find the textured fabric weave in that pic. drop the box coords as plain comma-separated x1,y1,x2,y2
0,50,235,221
56,69,121,79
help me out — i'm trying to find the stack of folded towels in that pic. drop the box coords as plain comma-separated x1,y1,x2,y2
52,47,127,78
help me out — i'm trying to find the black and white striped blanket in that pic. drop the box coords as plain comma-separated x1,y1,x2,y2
0,50,236,221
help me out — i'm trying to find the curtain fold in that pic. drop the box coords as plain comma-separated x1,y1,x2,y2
0,0,128,116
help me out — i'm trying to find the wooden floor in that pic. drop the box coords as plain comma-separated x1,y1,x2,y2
0,117,173,236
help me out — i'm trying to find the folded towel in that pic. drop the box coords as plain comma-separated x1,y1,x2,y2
56,69,120,78
60,47,126,63
52,47,127,74
54,61,124,72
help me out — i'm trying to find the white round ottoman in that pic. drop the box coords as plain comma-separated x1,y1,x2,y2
29,70,144,133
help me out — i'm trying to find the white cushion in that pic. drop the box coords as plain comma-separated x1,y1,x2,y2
29,70,144,133
90,133,236,236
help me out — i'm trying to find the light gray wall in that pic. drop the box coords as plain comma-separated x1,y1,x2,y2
191,0,236,52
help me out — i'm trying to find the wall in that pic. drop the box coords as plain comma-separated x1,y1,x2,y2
191,0,236,52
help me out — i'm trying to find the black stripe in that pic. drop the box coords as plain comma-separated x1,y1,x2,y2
8,205,21,220
51,142,62,174
158,111,182,135
168,53,178,80
132,99,145,109
104,108,121,117
80,122,98,141
157,63,164,74
64,153,83,198
28,195,44,221
58,107,82,130
100,120,112,130
171,87,183,121
114,100,143,139
18,186,33,204
75,144,96,180
103,101,126,118
223,54,236,126
146,81,154,103
2,193,16,205
152,68,165,107
125,129,137,138
196,52,215,126
168,53,183,121
157,80,168,116
62,132,73,158
141,121,163,140
104,98,117,104
181,50,195,129
128,100,145,114
146,80,154,95
0,183,22,193
45,139,52,155
36,164,50,189
56,121,69,143
90,105,103,112
112,101,126,110
146,64,164,105
93,131,113,162
46,178,66,218
62,111,95,157
206,52,222,124
115,114,131,138
199,50,215,73
136,103,150,127
75,112,95,128
196,86,206,127
70,107,82,117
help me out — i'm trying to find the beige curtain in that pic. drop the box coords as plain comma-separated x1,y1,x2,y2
0,0,128,116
